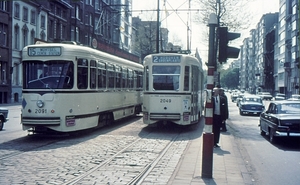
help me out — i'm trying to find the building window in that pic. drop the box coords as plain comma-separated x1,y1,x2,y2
56,22,60,39
76,27,79,42
31,10,36,25
40,30,46,40
14,24,20,49
49,20,54,39
0,0,8,11
0,62,7,84
31,29,35,44
0,23,8,47
22,25,28,48
14,3,20,18
41,15,45,28
23,7,28,22
62,25,66,40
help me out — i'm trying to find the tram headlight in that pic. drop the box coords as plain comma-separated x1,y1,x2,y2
36,100,44,108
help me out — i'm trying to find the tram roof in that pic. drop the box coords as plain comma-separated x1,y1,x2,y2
22,43,143,70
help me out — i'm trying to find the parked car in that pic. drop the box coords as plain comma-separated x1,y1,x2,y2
238,95,264,116
273,93,286,100
257,92,273,100
0,107,9,131
259,101,300,143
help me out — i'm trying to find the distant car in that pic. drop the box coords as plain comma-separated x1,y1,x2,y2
0,107,9,131
231,93,239,102
259,101,300,143
236,93,246,106
238,95,264,116
291,94,300,100
273,93,285,100
258,92,273,100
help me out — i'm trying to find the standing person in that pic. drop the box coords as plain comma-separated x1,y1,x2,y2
219,88,228,131
212,87,229,147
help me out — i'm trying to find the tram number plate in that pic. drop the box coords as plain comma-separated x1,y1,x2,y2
160,99,171,103
35,109,47,114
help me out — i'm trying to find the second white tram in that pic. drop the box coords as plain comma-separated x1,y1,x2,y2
142,53,205,126
21,42,143,133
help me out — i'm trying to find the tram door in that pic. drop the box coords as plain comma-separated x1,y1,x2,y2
190,65,200,122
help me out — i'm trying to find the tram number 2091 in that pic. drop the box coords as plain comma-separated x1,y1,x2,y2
35,109,47,114
160,99,171,103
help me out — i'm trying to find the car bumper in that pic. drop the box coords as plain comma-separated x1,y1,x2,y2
275,131,300,137
240,109,262,115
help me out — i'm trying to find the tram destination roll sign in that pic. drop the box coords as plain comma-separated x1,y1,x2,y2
152,55,181,63
28,47,62,56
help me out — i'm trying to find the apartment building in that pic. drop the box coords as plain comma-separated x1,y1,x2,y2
239,0,299,97
0,1,12,103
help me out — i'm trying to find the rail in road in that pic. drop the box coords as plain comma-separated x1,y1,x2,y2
0,116,197,185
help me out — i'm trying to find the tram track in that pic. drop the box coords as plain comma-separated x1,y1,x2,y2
0,118,195,185
63,130,185,185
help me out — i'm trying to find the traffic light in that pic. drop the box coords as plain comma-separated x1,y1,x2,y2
218,27,241,64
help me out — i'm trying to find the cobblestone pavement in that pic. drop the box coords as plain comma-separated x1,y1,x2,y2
0,116,201,185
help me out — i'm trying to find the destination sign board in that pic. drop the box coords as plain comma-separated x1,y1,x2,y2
152,55,181,63
28,47,61,56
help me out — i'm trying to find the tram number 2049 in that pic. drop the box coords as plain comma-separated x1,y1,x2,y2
160,99,172,103
35,109,47,114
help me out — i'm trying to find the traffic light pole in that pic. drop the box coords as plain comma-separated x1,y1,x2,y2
201,13,217,178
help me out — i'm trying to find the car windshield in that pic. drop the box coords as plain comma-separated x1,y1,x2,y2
244,97,262,103
278,103,300,114
262,92,271,95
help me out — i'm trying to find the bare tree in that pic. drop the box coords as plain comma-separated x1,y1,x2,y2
193,0,255,31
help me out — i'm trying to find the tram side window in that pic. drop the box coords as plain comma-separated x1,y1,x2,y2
115,66,121,89
137,71,143,89
128,69,133,89
107,64,115,89
152,66,180,90
97,61,106,89
184,66,189,91
145,66,149,91
90,60,96,89
77,59,88,89
122,67,128,89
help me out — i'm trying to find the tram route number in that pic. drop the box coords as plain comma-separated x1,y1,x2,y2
160,99,172,103
35,109,47,114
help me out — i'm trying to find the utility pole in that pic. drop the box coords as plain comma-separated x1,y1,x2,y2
156,0,160,53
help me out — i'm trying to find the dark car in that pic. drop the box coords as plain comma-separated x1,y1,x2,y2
259,101,300,143
0,107,9,131
239,95,264,116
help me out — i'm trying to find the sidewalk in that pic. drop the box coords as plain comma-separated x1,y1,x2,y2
168,121,254,185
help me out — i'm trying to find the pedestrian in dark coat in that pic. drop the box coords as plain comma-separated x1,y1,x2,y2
212,87,229,147
219,88,228,131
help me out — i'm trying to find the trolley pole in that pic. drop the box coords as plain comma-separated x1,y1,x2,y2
201,13,217,178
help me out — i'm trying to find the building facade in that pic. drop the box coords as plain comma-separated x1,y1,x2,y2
0,1,12,103
239,0,299,97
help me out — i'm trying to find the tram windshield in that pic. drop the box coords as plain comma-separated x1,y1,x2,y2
152,66,180,90
23,60,74,89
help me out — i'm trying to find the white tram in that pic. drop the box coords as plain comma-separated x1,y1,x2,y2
142,53,205,126
21,42,143,133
